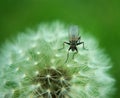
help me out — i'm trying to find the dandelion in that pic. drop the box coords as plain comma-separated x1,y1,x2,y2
0,22,115,98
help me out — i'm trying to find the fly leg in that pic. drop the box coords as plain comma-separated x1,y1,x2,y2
80,42,88,50
65,47,71,63
77,36,81,41
58,42,70,50
77,41,88,50
77,36,88,50
80,42,85,49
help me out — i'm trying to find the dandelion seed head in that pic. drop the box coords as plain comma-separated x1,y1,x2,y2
0,22,115,98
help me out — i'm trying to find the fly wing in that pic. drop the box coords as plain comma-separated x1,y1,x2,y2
69,25,79,41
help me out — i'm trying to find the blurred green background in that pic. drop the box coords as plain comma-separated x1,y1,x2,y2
0,0,120,97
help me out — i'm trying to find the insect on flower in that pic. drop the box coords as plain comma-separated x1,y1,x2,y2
59,25,86,63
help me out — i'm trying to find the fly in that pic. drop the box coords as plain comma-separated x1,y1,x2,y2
59,25,86,63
